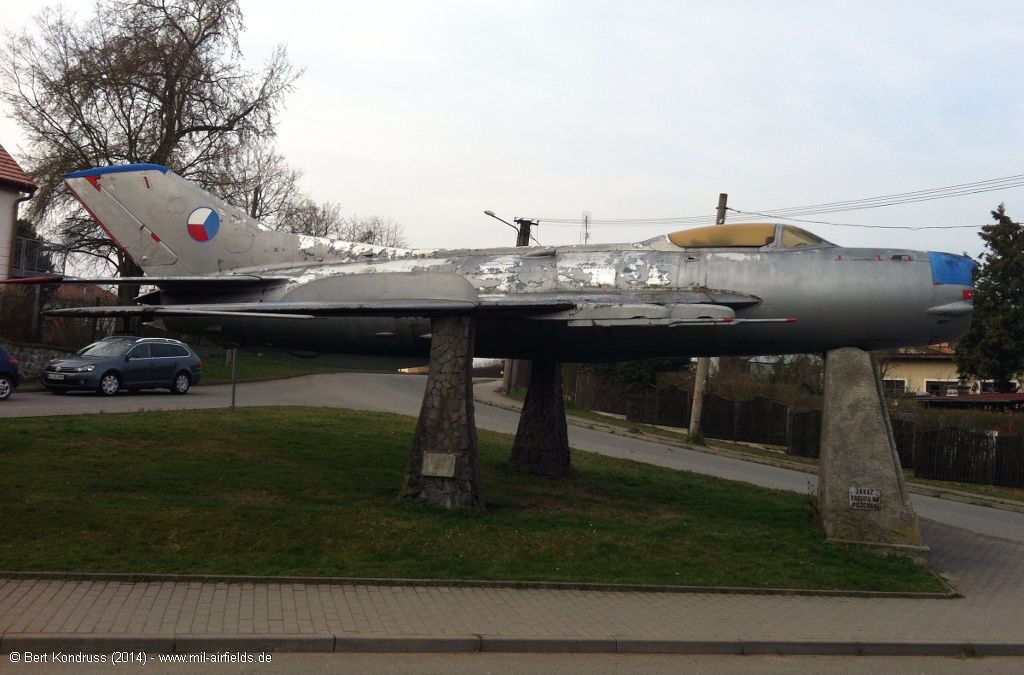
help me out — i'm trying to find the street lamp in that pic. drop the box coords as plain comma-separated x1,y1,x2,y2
483,210,535,247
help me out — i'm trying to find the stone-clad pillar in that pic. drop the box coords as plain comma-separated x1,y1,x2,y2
509,360,571,476
818,347,928,563
399,315,484,510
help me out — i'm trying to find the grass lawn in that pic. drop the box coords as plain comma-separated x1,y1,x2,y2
198,349,369,384
0,407,944,592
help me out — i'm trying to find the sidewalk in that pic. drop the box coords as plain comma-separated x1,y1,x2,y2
2,520,1023,656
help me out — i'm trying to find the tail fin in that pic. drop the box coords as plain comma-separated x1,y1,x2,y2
65,164,305,275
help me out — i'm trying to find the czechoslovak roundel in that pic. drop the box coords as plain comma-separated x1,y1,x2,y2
187,207,221,242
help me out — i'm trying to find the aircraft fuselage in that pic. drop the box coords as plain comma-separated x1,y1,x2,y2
158,240,972,361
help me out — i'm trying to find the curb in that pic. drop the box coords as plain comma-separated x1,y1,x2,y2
0,572,958,600
2,633,1021,656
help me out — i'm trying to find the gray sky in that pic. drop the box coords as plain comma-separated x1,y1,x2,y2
3,0,1023,257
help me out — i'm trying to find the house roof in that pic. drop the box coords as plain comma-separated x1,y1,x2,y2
877,342,957,360
0,142,37,193
923,393,1024,403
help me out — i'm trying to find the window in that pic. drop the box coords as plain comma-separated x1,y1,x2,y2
128,344,151,359
780,225,831,248
883,379,906,396
925,380,958,396
172,345,189,357
667,224,778,248
151,344,177,358
78,338,135,357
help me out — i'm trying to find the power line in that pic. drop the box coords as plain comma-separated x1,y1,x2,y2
726,209,987,231
746,174,1024,217
533,172,1024,226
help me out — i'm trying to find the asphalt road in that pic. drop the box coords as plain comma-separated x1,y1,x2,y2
3,372,1023,543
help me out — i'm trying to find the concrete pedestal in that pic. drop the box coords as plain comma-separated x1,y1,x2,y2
818,347,928,563
399,316,484,510
509,360,571,476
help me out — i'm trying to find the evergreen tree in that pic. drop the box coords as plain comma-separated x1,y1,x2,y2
955,205,1024,392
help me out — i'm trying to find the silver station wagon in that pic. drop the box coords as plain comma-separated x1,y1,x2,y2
43,336,203,395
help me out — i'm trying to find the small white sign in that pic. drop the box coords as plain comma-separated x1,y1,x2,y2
422,452,457,478
849,487,881,511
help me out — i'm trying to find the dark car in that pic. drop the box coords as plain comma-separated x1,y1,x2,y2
0,345,19,401
43,336,203,395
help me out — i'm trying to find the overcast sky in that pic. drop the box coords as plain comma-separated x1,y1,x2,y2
3,1,1023,257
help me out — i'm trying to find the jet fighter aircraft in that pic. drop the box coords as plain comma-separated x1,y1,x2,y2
22,164,976,361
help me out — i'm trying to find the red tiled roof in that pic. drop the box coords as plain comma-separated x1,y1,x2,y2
0,142,36,193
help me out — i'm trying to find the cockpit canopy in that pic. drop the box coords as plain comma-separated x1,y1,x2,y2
656,223,834,249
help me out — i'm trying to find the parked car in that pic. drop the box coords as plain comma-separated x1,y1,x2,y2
43,336,203,395
0,345,19,401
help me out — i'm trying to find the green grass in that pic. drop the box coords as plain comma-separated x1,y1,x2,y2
198,350,360,383
0,407,944,591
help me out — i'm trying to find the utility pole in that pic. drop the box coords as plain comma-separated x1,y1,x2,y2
484,210,536,392
582,211,591,245
714,193,728,225
514,217,536,247
688,193,728,439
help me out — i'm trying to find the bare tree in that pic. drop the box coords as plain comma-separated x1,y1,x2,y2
276,205,409,247
211,136,304,225
338,215,408,247
1,0,300,299
278,198,344,239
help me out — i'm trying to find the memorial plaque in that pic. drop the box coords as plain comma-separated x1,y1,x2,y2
422,452,457,478
849,487,881,510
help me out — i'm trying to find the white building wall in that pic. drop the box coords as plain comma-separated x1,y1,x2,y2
0,189,19,280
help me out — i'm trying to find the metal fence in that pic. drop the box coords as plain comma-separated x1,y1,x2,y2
11,237,66,277
891,418,917,469
787,410,822,458
574,372,1024,488
574,370,631,416
617,385,789,446
625,384,692,428
785,413,1024,488
737,397,788,445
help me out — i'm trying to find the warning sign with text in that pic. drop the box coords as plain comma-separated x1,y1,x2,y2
849,487,881,510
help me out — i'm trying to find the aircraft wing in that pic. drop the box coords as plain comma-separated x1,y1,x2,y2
46,297,794,326
38,270,792,324
45,298,568,320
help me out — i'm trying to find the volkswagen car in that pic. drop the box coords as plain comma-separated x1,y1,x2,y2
43,336,202,395
0,345,19,401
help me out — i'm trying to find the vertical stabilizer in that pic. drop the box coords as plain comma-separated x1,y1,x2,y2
65,164,301,275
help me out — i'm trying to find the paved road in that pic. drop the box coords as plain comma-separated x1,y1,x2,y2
5,373,1023,543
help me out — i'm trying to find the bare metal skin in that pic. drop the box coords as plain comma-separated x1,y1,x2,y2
41,165,974,362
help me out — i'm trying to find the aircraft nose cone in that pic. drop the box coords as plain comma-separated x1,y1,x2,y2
928,251,977,286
